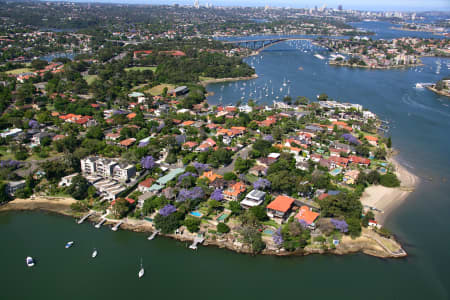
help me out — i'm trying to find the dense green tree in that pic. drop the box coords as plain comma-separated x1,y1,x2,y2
217,222,230,234
67,175,90,200
184,217,201,233
154,211,184,234
0,182,10,203
249,205,269,221
380,173,400,187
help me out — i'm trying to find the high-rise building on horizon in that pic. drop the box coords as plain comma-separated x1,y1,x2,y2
194,0,199,9
338,4,343,11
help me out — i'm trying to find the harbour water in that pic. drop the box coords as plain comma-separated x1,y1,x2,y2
1,23,450,299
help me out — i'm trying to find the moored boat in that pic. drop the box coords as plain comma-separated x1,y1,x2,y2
26,256,35,267
138,259,144,278
65,241,74,248
92,249,98,258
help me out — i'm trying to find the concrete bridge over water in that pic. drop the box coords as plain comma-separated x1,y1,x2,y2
221,37,311,51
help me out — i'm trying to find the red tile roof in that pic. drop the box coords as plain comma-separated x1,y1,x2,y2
295,206,319,225
266,195,295,213
139,178,155,188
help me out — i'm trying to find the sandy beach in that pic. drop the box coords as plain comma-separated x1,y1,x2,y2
0,196,77,216
360,155,419,224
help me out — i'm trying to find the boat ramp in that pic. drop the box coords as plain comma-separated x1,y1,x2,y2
189,236,205,250
77,212,94,224
111,221,124,231
147,230,160,240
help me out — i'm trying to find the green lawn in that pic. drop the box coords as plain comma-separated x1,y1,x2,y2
199,76,215,82
5,68,33,75
244,174,259,184
83,74,99,85
125,66,156,72
147,83,175,96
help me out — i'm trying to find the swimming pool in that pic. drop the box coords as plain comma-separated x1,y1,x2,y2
329,168,342,176
216,213,228,222
263,229,274,235
190,211,203,218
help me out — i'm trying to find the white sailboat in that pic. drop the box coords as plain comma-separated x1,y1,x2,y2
138,259,145,278
92,248,98,258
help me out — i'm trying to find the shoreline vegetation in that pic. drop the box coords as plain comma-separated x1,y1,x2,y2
328,60,423,70
426,85,450,97
200,74,259,86
1,157,413,259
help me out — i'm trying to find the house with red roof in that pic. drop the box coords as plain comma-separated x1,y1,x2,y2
365,135,378,146
295,206,319,227
224,182,247,202
182,141,198,150
119,138,136,148
138,178,156,193
329,156,349,168
133,50,153,59
349,155,371,166
266,195,295,220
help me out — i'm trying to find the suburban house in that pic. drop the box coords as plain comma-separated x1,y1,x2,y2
119,138,136,148
31,132,52,146
266,195,295,220
58,173,79,187
249,165,268,177
169,86,189,97
5,180,26,195
241,190,266,209
138,178,156,193
223,182,247,202
200,171,223,183
295,206,320,228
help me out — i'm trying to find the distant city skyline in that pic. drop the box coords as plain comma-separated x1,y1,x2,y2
61,0,450,11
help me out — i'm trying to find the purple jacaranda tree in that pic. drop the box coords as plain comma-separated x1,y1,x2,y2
0,160,21,169
210,189,224,201
141,156,155,170
331,219,349,233
178,172,198,182
253,178,271,190
138,141,149,148
298,219,309,229
272,227,284,246
341,133,360,145
263,135,274,142
193,162,210,173
113,110,127,115
177,187,204,202
28,119,39,129
159,204,177,217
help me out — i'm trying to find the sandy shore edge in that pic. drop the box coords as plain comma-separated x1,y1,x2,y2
1,195,405,258
360,154,419,224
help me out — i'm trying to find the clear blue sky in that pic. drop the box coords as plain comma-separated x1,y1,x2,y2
74,0,450,11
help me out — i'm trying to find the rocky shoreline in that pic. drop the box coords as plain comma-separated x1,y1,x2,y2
426,85,450,97
0,196,406,259
200,74,258,86
329,60,422,70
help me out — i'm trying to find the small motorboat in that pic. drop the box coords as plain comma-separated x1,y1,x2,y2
26,256,35,267
138,267,144,278
138,259,144,278
65,241,74,249
92,249,98,258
